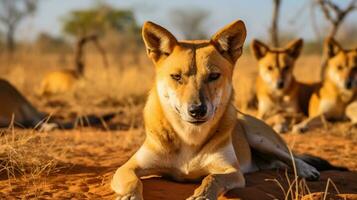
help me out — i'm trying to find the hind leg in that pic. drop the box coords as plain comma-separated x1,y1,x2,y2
253,155,288,171
346,101,357,125
239,114,320,180
265,115,290,134
292,115,326,133
248,131,320,180
252,150,319,181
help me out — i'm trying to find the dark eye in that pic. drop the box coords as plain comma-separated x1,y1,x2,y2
208,73,221,82
267,66,274,71
337,66,343,71
171,74,182,82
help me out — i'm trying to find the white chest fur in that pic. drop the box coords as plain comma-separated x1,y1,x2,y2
135,143,237,180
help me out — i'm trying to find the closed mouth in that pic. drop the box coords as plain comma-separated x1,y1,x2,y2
187,120,207,125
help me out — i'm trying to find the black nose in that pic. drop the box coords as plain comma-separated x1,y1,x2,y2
188,103,207,119
345,79,353,89
277,80,284,89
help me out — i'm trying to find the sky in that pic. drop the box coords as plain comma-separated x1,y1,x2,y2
15,0,357,42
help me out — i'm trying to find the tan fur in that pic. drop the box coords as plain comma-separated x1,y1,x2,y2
111,21,320,200
251,39,318,133
346,101,357,124
0,79,54,129
293,38,357,133
1,79,114,130
38,69,80,96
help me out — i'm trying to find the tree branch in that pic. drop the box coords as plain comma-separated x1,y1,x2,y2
316,0,357,32
270,0,281,47
316,0,336,23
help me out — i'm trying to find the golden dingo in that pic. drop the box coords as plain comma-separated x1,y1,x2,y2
251,39,318,133
111,20,332,200
293,38,357,133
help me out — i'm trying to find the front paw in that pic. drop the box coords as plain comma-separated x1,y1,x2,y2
292,123,308,134
187,187,216,200
112,179,143,200
273,123,289,134
186,195,214,200
116,193,143,200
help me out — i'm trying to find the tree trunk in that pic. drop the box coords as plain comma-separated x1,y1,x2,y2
327,22,340,39
270,0,281,47
6,25,15,53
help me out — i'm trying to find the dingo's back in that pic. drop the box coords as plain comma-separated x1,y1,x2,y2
0,79,45,128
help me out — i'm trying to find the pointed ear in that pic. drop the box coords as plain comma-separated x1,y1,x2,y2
142,21,178,62
211,20,247,64
285,38,303,59
251,39,269,60
325,38,342,58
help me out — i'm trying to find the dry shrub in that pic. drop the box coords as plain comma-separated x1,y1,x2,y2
0,127,68,180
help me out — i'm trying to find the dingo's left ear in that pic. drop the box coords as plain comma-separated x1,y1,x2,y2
251,39,269,60
285,39,303,59
211,20,247,64
325,38,342,58
142,21,178,62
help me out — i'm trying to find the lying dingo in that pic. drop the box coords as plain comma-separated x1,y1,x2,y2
0,79,114,130
111,21,340,200
251,39,318,133
293,38,357,133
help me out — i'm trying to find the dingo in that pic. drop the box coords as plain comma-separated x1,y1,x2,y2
111,20,331,200
293,38,357,133
0,79,114,130
251,39,318,133
39,34,108,96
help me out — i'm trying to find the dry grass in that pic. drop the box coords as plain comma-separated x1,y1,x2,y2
266,172,343,200
0,125,145,199
0,51,151,190
0,126,68,188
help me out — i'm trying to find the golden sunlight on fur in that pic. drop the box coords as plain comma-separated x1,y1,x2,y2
110,20,326,200
293,38,357,133
250,39,319,133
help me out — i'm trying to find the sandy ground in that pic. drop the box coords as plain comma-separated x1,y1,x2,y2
0,124,356,200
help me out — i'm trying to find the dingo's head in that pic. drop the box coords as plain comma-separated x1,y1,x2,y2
324,38,357,91
142,21,246,126
251,39,303,92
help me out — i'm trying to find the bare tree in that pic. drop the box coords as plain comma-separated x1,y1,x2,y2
270,0,282,47
75,34,109,76
0,0,38,53
316,0,357,39
170,8,209,40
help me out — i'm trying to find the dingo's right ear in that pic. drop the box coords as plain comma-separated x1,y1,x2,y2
325,38,342,58
251,39,269,60
142,21,178,62
285,38,303,59
211,20,247,64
